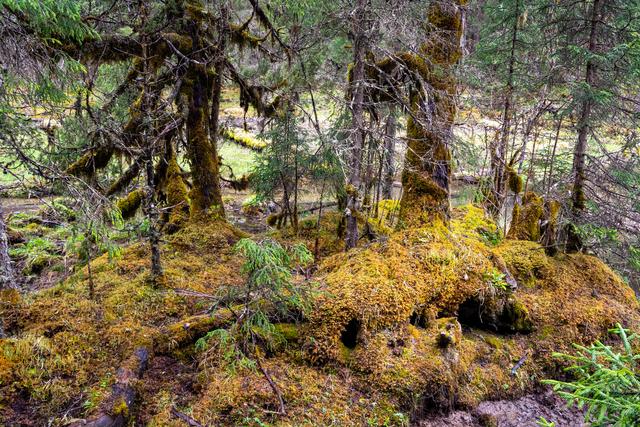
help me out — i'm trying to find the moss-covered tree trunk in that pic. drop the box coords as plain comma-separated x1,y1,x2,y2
399,0,466,227
183,1,224,218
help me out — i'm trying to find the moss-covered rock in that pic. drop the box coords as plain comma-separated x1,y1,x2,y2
302,204,639,415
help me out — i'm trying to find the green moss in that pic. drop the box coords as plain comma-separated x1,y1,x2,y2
501,299,534,333
163,155,190,232
274,323,299,343
508,192,543,241
222,127,267,151
23,254,54,275
66,146,114,177
507,167,524,194
116,188,145,220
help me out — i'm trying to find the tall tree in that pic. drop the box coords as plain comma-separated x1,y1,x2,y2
395,0,467,226
345,0,370,250
565,0,601,251
543,0,640,251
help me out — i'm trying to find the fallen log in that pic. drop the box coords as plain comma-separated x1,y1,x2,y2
68,347,150,427
67,308,235,426
154,308,236,354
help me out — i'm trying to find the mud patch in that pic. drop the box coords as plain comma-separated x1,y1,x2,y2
417,389,585,427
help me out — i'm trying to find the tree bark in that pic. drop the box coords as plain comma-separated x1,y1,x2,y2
0,200,16,289
183,1,224,218
344,0,369,250
566,0,601,252
382,108,397,199
490,0,519,218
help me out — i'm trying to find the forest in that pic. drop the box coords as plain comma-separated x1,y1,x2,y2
1,0,640,425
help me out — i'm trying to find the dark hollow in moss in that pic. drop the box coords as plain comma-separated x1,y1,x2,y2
457,297,533,335
409,311,428,328
340,318,360,349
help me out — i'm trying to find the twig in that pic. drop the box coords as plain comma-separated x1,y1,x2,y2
170,406,204,427
511,352,528,376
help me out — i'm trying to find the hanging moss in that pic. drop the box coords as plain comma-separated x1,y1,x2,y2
507,167,524,194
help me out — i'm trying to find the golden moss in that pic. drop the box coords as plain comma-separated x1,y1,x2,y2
0,221,245,422
163,155,190,232
508,192,543,241
303,204,639,411
222,127,267,151
274,211,349,258
493,239,550,284
2,204,639,425
116,188,145,220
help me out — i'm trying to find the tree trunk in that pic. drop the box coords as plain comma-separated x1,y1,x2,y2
140,20,164,285
209,2,228,163
398,0,466,226
490,0,519,218
183,1,224,218
566,0,601,252
345,0,369,250
0,200,16,289
382,108,397,199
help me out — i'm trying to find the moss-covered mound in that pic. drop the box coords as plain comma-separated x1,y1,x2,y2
1,205,638,426
302,205,640,410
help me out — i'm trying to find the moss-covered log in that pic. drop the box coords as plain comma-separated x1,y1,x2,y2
68,347,150,427
106,161,141,197
66,146,115,178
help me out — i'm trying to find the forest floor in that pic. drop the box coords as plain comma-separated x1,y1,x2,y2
3,187,638,426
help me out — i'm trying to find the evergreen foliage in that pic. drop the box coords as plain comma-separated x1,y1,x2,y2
545,324,640,426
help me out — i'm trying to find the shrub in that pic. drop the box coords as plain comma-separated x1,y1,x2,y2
196,238,314,413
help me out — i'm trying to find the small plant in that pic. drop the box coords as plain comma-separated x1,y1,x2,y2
536,416,555,427
197,238,314,415
9,237,60,275
241,195,263,216
478,227,502,246
484,268,508,291
544,324,640,426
